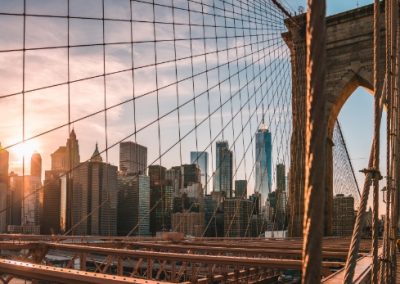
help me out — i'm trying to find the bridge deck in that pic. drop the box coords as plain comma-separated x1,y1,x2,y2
321,255,371,283
397,251,400,283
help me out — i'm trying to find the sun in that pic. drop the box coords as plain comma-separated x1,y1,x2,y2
12,140,40,161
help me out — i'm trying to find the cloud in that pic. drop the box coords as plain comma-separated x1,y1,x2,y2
0,0,292,192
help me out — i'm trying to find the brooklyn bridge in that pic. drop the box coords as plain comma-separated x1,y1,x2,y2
0,0,398,283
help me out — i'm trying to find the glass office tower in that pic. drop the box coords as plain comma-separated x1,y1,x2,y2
255,124,272,207
190,151,209,194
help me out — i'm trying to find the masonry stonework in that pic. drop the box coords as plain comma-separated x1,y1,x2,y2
283,4,385,237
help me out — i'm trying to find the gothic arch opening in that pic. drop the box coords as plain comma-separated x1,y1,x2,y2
327,74,373,139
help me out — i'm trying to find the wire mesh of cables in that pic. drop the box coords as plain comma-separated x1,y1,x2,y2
332,120,361,238
332,120,361,206
0,0,293,237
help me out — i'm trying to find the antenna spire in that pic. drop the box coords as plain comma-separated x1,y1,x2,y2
262,104,265,125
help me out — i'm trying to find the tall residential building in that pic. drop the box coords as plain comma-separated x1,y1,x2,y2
149,165,166,188
181,164,201,188
166,165,201,197
0,144,8,232
0,143,9,181
117,174,151,236
275,163,287,230
49,130,80,233
66,129,80,171
166,167,181,196
71,144,118,236
203,195,224,237
21,175,41,226
276,163,286,192
137,175,151,236
41,170,63,234
119,141,147,175
59,173,72,233
190,151,209,194
249,192,261,215
7,172,22,227
30,152,42,178
235,180,247,198
117,174,137,236
255,121,272,206
215,141,233,198
333,194,355,236
149,165,168,234
51,130,80,172
51,146,67,171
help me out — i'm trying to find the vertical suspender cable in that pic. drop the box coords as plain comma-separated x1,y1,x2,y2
384,0,393,280
389,1,399,281
392,10,400,281
372,0,381,283
301,0,326,283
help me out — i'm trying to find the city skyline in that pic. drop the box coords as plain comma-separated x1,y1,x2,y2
0,0,365,235
0,0,292,199
0,0,391,282
0,0,378,207
1,123,287,198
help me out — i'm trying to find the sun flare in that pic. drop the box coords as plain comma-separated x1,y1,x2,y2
12,140,40,161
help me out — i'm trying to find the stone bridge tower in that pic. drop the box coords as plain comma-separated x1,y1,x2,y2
283,4,385,237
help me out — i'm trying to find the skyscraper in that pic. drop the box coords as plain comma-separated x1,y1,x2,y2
190,151,209,194
166,164,201,197
255,121,272,206
0,144,8,232
48,130,80,234
41,170,63,234
7,172,22,227
6,171,41,234
276,163,286,192
51,129,80,172
117,174,151,236
21,175,41,226
275,163,287,229
0,143,9,181
71,144,118,236
51,146,67,171
235,180,247,198
137,175,151,236
30,152,42,178
66,129,80,171
149,165,167,234
214,141,233,198
119,141,147,175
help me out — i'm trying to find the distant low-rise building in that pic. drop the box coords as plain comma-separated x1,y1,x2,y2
332,194,355,236
224,198,252,237
172,211,204,237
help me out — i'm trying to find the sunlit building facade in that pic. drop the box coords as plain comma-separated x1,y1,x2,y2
0,144,8,232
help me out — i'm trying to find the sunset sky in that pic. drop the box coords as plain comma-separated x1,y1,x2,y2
0,0,292,194
0,0,383,210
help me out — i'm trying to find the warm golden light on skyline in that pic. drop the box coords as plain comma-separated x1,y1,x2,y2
12,140,40,162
